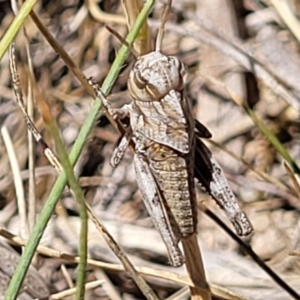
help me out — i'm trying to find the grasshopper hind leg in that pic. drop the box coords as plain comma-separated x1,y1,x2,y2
194,137,253,236
134,154,185,267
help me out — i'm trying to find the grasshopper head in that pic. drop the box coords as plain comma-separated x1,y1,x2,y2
128,51,186,101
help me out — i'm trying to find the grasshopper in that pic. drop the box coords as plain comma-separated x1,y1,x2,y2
92,0,253,267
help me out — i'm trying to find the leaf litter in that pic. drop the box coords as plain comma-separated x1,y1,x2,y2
0,0,300,299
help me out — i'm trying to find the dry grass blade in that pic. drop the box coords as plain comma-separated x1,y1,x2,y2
165,287,190,300
0,226,249,299
205,286,250,300
0,225,191,285
284,162,300,199
290,251,300,257
203,73,300,176
105,25,139,57
182,235,211,300
86,204,159,300
60,264,74,289
208,140,290,193
26,77,36,233
9,43,63,174
121,0,152,54
24,40,37,234
28,11,95,97
49,280,105,300
94,269,123,300
10,0,37,235
1,127,28,239
199,203,300,299
167,286,248,300
28,8,133,152
270,0,300,43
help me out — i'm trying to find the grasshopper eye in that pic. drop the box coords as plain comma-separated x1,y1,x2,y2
134,72,147,89
145,84,160,100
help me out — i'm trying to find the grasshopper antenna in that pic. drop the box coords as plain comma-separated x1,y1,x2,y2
155,0,172,52
105,25,139,58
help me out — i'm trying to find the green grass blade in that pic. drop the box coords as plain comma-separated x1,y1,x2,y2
5,1,155,299
0,0,38,61
47,118,88,300
245,106,300,175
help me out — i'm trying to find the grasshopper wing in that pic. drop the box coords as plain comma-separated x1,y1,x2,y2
194,125,253,236
195,119,212,139
134,154,185,267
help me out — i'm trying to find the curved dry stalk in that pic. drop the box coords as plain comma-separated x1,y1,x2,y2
87,0,127,25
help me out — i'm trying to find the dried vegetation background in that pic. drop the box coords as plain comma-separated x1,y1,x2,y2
0,0,300,299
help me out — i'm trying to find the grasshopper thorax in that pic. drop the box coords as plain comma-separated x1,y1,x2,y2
128,51,186,101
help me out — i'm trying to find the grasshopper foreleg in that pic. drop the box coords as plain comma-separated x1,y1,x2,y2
111,127,132,167
106,104,132,121
90,78,132,120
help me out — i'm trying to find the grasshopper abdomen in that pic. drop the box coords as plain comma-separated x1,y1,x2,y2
145,142,197,238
